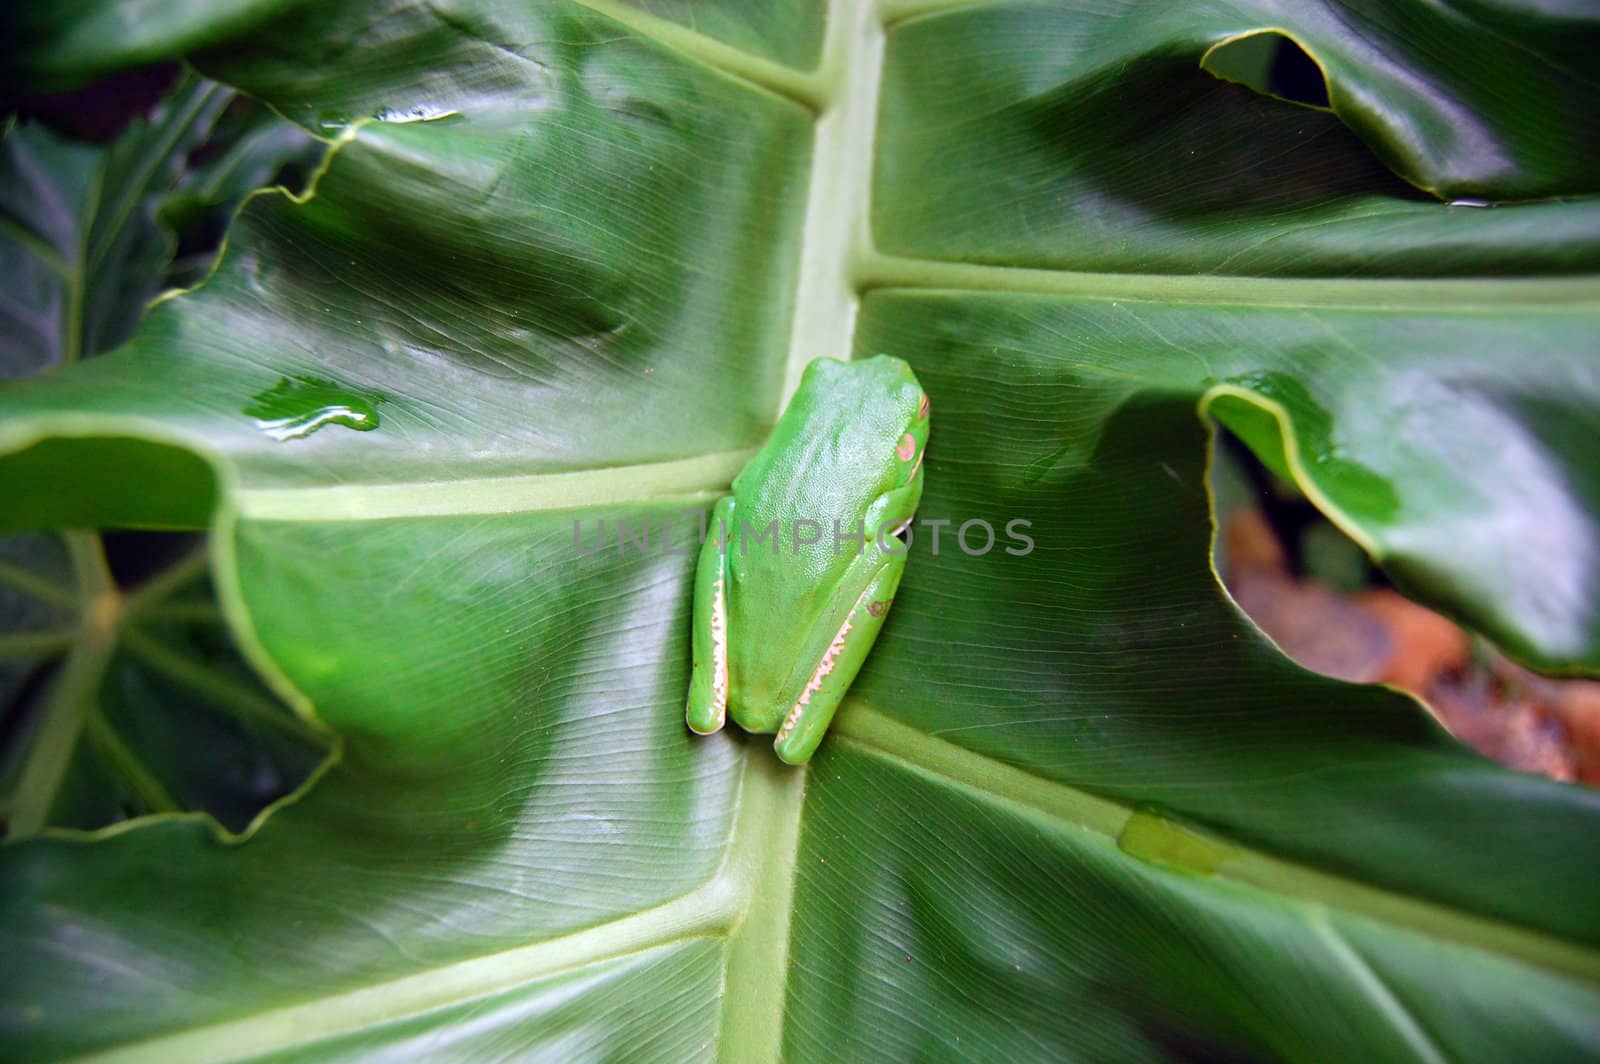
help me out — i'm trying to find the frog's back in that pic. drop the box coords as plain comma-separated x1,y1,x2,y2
725,356,924,722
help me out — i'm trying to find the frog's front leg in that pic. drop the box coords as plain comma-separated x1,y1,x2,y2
686,495,737,735
771,549,907,765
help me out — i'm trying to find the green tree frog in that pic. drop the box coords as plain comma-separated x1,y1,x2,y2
686,355,929,764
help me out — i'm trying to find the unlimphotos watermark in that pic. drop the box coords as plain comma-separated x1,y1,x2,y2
572,511,1034,558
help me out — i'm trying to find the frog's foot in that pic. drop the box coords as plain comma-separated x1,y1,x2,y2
686,575,729,735
772,559,904,765
686,496,736,735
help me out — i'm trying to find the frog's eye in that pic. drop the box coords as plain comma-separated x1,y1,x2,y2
897,433,917,461
918,393,930,421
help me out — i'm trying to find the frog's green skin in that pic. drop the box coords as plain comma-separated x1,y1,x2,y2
686,355,928,764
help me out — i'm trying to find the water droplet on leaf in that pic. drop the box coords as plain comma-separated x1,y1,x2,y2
374,104,461,124
244,376,382,442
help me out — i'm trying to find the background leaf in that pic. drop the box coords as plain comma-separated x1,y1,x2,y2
1,71,316,378
0,74,228,376
0,72,326,837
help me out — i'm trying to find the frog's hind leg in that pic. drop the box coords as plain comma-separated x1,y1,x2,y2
686,496,737,735
772,556,906,765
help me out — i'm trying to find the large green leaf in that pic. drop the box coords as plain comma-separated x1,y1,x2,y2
3,1,1599,1060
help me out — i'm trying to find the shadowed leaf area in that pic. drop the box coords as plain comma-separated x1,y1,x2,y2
1,0,1599,1060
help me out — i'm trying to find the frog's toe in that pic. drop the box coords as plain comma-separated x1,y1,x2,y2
686,696,726,735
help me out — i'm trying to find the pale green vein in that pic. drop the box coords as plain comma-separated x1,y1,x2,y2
120,627,323,743
7,618,118,838
716,743,808,1064
83,708,181,816
834,701,1600,984
836,700,1130,837
234,449,753,522
880,0,1001,23
85,80,224,277
0,560,76,610
0,628,76,658
568,0,828,110
65,529,114,599
61,160,103,367
856,252,1600,311
5,534,116,837
0,210,70,277
129,602,225,626
1312,914,1450,1064
121,547,211,619
68,890,741,1064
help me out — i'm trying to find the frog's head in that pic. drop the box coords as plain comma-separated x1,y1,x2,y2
799,354,929,491
862,354,929,488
